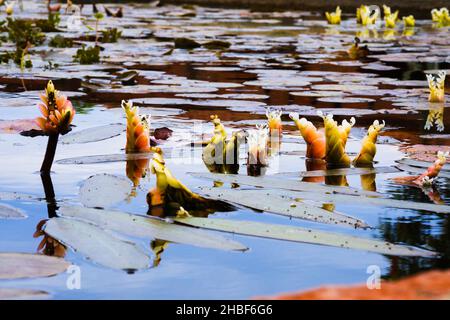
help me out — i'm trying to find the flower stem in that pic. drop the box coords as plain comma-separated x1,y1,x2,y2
40,171,57,218
40,133,59,173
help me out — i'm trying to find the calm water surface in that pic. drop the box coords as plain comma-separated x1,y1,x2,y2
0,2,449,299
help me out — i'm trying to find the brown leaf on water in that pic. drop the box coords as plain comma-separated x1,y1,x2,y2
400,144,450,162
153,127,173,140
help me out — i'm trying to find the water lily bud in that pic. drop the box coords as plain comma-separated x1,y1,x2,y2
353,120,385,166
325,6,341,25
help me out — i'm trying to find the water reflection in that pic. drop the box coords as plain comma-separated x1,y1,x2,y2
34,219,66,258
147,149,233,217
360,173,377,192
302,159,326,183
379,181,449,278
424,103,444,132
35,173,66,257
150,239,169,268
126,158,150,200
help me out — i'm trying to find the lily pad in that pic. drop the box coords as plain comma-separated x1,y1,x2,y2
190,172,379,196
317,97,376,104
311,84,378,92
79,174,132,208
58,206,247,251
290,91,345,97
395,164,450,179
396,158,449,172
0,204,27,219
199,187,369,228
0,119,39,134
0,192,36,201
0,253,70,280
57,152,155,165
296,166,399,178
175,218,436,257
274,189,450,214
0,288,50,300
60,124,125,144
174,38,201,49
44,218,151,270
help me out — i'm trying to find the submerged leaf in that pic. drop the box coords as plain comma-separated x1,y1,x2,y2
0,253,70,280
58,206,247,251
44,218,151,270
175,218,436,257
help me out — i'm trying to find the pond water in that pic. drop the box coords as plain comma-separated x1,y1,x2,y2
0,2,449,299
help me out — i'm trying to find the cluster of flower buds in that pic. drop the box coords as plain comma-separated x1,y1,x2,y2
122,100,152,153
325,6,341,25
36,81,75,135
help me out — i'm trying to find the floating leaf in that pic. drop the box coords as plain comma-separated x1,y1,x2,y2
0,204,27,219
44,218,151,270
0,192,36,201
0,288,49,300
0,253,70,280
60,124,125,144
175,218,436,257
297,166,399,178
79,174,132,208
199,187,369,228
0,119,40,134
317,97,376,104
190,172,379,196
58,206,247,252
311,84,378,92
268,189,450,214
56,152,154,165
174,37,201,49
